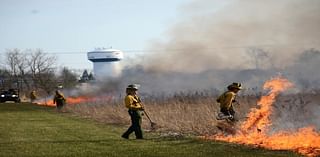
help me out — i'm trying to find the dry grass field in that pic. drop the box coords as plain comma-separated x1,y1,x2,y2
63,91,320,135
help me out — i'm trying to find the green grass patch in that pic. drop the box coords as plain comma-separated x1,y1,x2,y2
0,103,301,157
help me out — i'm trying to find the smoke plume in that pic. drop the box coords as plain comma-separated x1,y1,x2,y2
87,0,320,94
145,0,320,72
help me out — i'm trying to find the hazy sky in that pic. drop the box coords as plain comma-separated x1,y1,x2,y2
0,0,194,70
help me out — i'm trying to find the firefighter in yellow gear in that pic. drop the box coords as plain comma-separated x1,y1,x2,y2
122,84,144,139
53,90,66,110
216,83,242,121
30,90,37,103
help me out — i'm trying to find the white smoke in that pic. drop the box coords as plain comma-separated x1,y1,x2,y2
144,0,320,72
88,0,320,94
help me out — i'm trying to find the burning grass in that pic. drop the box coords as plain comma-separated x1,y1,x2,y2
207,77,320,157
57,76,320,157
0,103,302,157
63,92,257,135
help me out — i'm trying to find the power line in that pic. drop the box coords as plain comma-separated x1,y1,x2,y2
44,50,149,54
42,43,319,55
3,43,319,55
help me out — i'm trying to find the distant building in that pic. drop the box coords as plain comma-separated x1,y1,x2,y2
87,48,124,80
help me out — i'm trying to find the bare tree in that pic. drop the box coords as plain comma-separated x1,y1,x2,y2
59,67,78,89
0,69,11,89
246,47,270,69
4,49,28,91
27,49,58,95
2,49,59,95
36,70,58,95
292,48,320,90
297,48,320,62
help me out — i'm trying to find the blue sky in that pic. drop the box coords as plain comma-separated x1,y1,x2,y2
0,0,191,70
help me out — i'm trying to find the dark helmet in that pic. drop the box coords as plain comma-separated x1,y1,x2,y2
227,82,242,90
127,84,139,90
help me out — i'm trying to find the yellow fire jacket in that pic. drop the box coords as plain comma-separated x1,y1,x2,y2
216,91,236,110
53,92,66,104
124,95,143,110
30,91,37,100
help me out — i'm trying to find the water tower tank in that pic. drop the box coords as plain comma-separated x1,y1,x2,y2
87,48,124,79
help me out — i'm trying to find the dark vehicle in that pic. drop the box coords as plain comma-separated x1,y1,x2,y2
0,89,21,103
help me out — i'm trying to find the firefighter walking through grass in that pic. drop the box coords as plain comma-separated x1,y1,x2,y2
30,90,37,103
216,82,242,121
121,84,144,139
53,90,66,111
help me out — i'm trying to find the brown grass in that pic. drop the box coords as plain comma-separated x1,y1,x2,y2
64,91,262,135
64,90,320,135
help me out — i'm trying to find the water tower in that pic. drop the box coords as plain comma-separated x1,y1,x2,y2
87,48,124,79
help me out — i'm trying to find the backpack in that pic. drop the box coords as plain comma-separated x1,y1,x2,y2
216,91,227,103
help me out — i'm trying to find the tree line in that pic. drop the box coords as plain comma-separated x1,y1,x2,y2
0,49,80,98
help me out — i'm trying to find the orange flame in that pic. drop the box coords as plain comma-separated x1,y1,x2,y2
208,76,320,157
36,96,99,107
66,96,97,104
241,76,293,133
